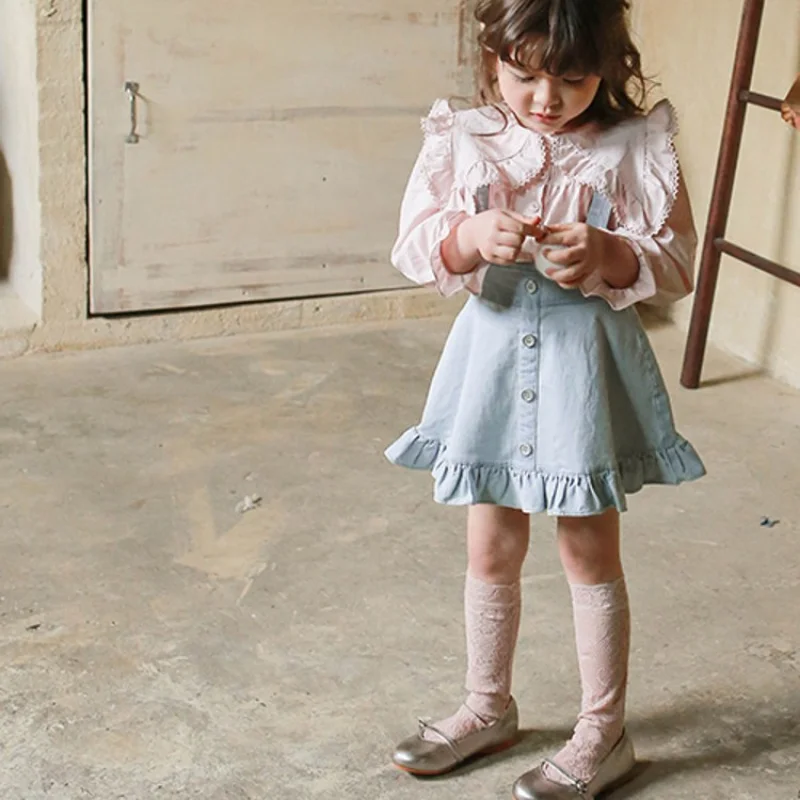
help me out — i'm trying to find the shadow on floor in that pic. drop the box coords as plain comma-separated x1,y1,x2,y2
699,368,766,389
614,692,800,797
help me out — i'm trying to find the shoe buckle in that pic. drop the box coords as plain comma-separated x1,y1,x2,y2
543,759,589,797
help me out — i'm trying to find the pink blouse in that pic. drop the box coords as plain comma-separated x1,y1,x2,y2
390,98,697,310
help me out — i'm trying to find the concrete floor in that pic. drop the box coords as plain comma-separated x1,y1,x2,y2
0,316,798,800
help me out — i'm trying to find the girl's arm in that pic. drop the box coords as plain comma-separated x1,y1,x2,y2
596,235,640,290
584,102,699,310
544,101,699,311
576,169,698,310
390,162,479,295
390,105,489,297
440,219,483,275
610,175,697,306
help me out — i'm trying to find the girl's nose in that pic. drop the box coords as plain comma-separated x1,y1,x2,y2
535,77,561,111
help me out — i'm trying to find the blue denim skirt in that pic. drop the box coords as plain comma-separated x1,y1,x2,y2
385,267,705,516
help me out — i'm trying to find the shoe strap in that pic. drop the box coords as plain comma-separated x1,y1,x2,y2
417,719,463,762
542,759,589,797
462,701,496,728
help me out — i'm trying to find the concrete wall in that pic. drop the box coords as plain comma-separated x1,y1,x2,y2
0,0,42,315
633,0,800,387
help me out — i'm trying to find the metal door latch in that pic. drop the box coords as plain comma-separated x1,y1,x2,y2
124,81,140,144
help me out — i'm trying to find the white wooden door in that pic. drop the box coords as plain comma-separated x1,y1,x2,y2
88,2,474,313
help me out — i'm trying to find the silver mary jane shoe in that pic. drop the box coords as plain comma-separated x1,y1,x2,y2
512,731,635,799
392,697,519,776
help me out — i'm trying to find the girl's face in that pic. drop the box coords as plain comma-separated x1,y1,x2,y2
496,53,602,134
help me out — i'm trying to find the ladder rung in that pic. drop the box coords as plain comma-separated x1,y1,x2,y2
739,90,783,111
715,238,800,286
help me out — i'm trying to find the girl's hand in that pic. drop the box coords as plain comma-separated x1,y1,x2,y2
462,210,546,267
781,101,800,130
539,223,639,289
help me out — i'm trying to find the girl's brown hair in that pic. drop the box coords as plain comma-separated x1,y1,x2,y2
474,0,649,128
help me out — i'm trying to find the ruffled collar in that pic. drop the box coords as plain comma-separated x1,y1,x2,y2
429,99,677,193
440,103,548,192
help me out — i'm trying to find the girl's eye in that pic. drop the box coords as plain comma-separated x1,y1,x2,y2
563,76,586,85
514,73,536,84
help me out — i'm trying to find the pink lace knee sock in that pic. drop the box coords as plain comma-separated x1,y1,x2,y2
544,577,630,783
423,572,521,743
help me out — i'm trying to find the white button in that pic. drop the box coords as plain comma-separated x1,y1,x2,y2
522,334,537,348
519,443,533,457
525,279,538,295
521,388,536,403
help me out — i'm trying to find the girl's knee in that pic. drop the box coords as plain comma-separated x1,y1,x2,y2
468,549,520,583
467,505,529,583
557,510,622,584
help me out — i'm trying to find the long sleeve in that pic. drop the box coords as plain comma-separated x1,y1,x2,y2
580,100,698,311
390,102,488,297
581,175,697,309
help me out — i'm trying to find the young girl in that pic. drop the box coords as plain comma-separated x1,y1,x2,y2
384,1,706,798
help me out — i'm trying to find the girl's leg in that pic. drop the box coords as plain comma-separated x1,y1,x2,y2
424,503,529,741
548,508,630,781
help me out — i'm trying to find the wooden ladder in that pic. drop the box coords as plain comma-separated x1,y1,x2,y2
680,0,800,389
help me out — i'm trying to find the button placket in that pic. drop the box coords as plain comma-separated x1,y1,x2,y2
517,276,541,462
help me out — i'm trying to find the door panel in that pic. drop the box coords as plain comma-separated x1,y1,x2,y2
89,1,474,313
